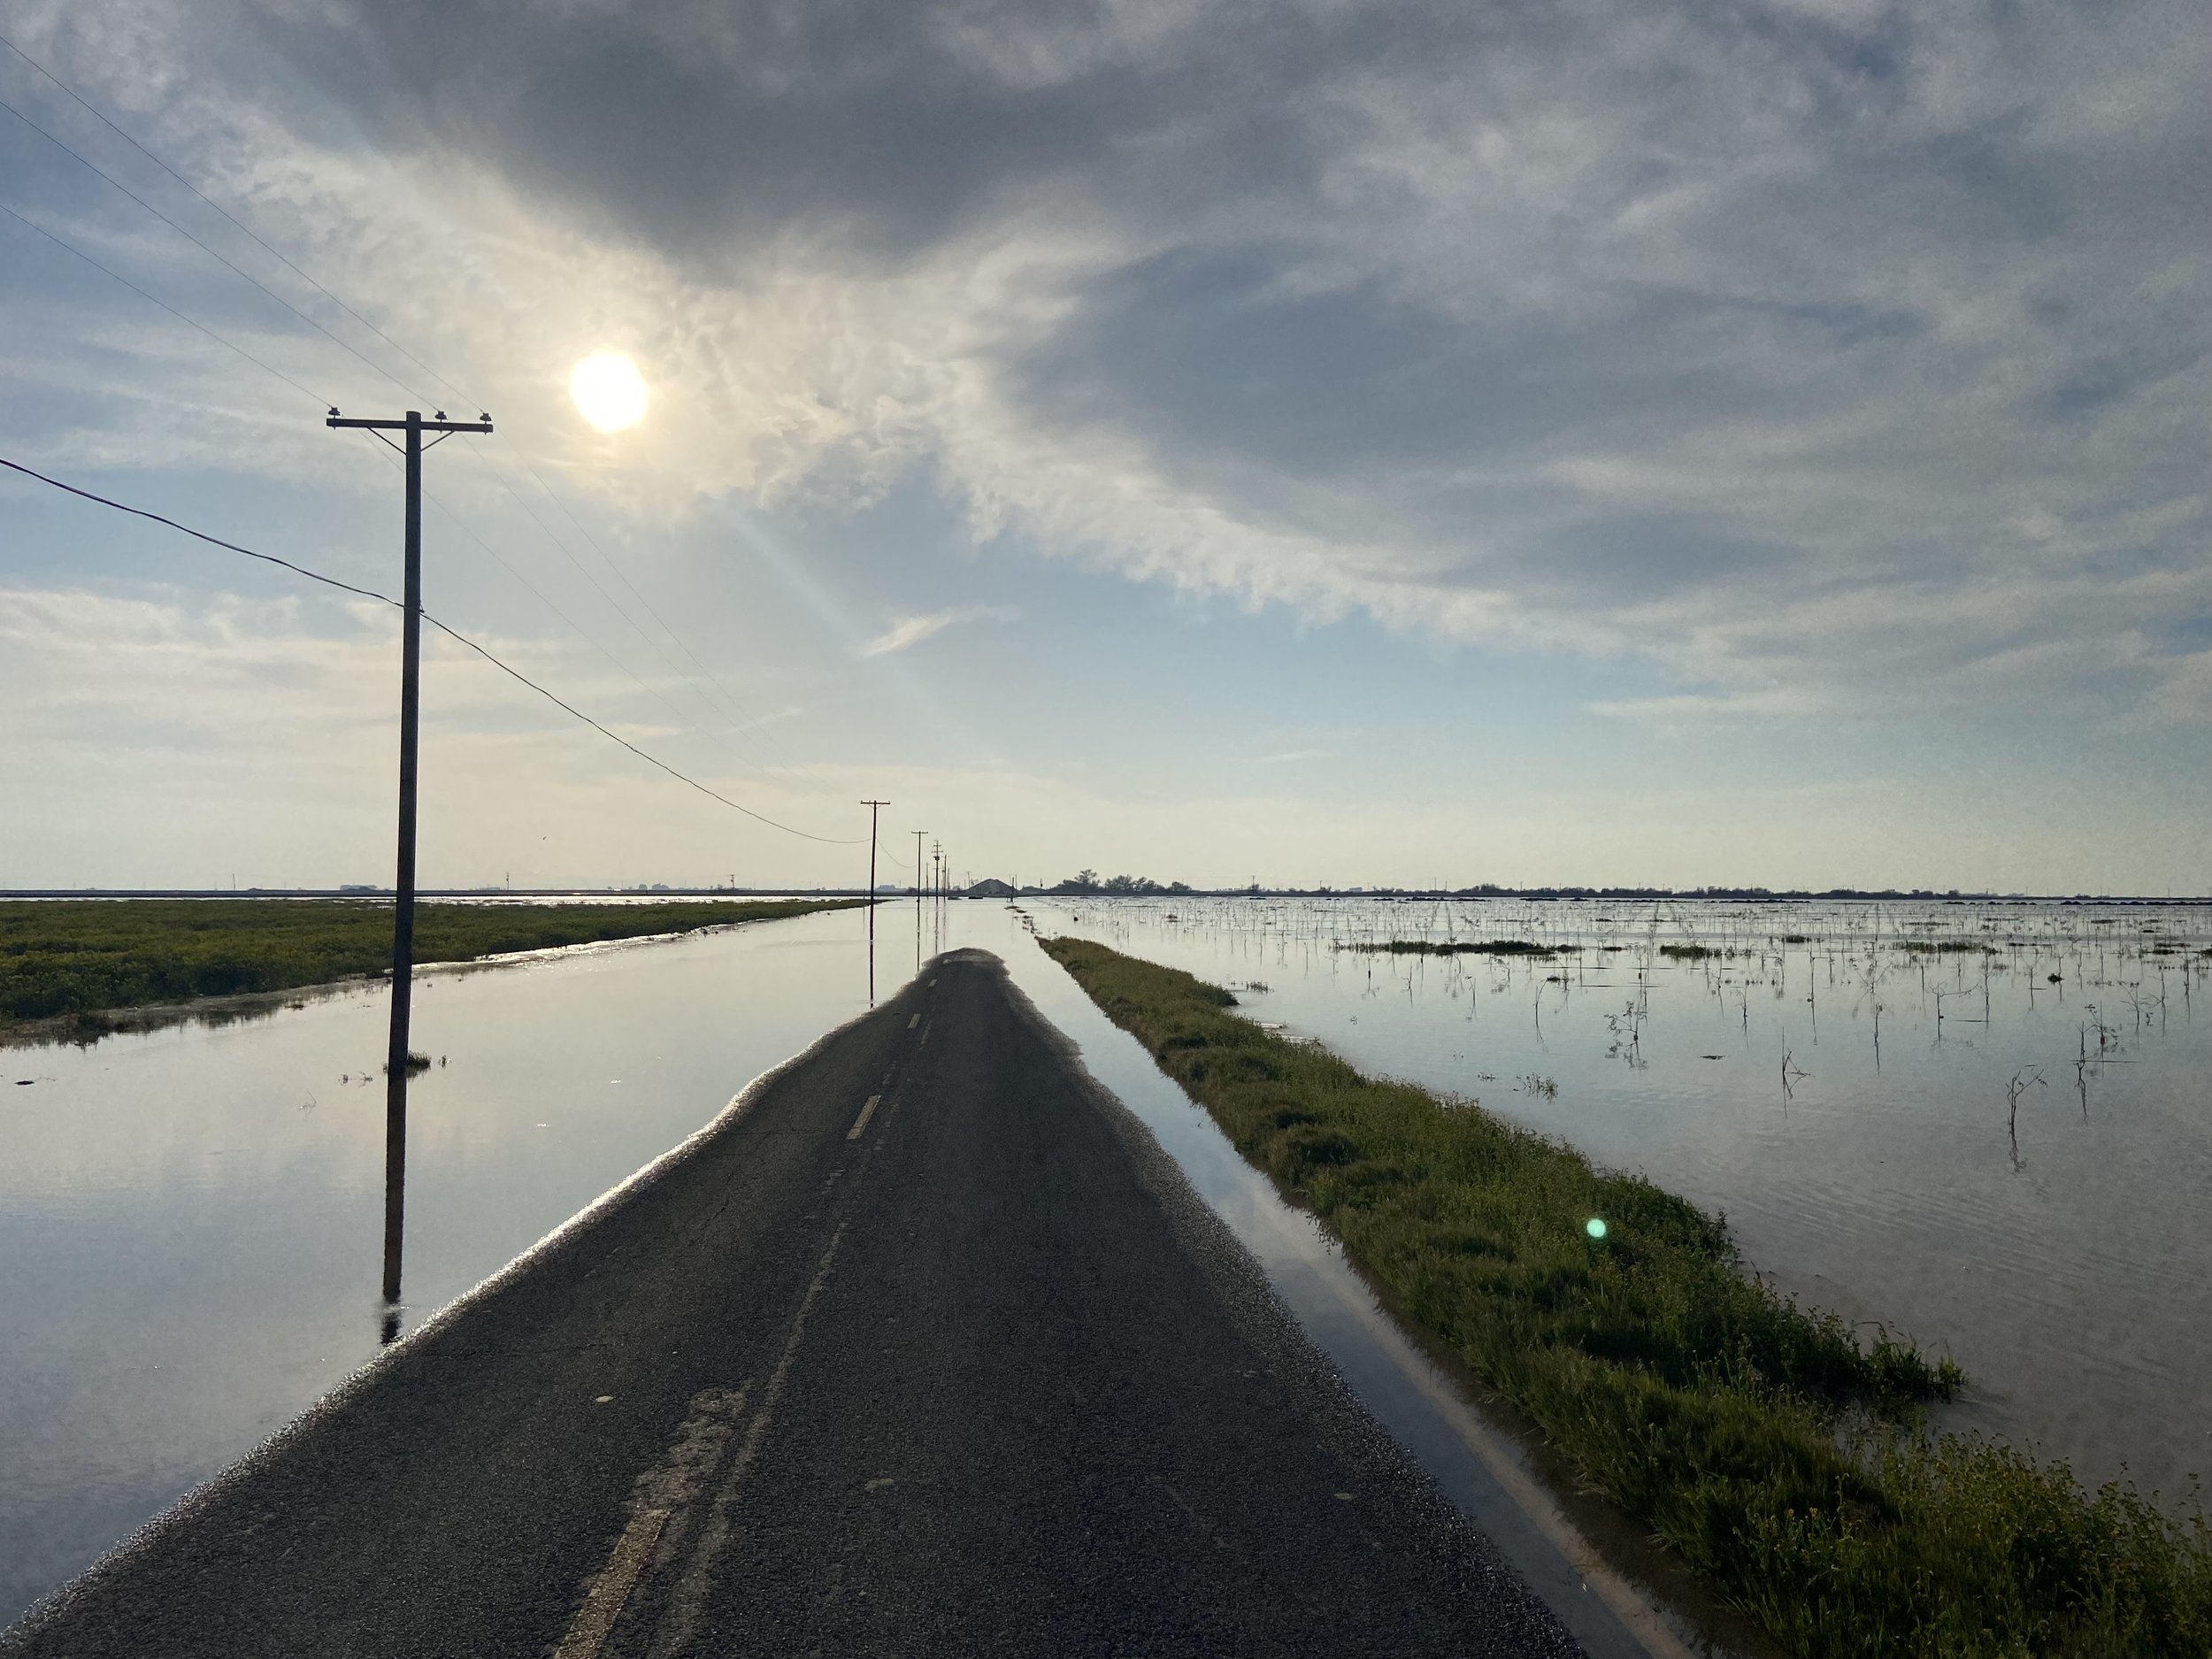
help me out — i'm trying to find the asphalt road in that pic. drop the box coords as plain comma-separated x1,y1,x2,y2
4,949,1581,1658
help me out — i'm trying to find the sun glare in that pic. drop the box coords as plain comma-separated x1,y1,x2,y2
570,352,648,432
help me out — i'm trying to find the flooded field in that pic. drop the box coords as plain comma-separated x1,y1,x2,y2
5,892,2206,1633
1026,895,2212,1505
0,902,918,1626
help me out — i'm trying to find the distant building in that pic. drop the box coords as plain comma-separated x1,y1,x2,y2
963,878,1017,898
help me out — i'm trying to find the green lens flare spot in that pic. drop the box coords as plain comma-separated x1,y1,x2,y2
1586,1217,1608,1239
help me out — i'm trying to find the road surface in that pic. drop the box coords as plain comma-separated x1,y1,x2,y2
4,949,1580,1657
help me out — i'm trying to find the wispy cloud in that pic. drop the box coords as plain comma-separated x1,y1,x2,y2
859,604,1018,658
1255,749,1332,764
1586,688,1821,725
35,0,2186,731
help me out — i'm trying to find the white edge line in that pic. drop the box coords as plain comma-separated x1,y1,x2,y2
1332,1292,1703,1659
1024,932,1702,1659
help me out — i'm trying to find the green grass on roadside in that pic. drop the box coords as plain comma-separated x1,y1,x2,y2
0,897,864,1031
1041,936,2212,1658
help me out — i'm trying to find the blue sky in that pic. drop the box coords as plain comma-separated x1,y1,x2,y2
2,0,2207,892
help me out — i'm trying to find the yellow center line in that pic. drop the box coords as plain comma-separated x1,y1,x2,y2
551,1506,670,1659
847,1094,880,1141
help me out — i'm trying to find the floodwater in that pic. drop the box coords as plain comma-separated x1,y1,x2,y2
4,894,2206,1637
1025,896,2212,1504
0,902,918,1626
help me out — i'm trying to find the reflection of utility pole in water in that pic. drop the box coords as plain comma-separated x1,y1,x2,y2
933,841,945,957
862,800,888,1006
328,406,493,1340
912,830,926,971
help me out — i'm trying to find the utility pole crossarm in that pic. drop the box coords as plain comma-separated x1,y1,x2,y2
328,410,493,434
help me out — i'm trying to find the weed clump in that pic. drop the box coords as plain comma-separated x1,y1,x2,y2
1041,936,2212,1659
1341,939,1561,957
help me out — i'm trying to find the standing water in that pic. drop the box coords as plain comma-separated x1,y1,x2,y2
1023,895,2212,1505
5,894,2207,1632
0,902,918,1626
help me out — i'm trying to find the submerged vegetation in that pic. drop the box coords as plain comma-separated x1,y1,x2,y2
1041,936,2212,1659
0,897,863,1034
1340,938,1561,957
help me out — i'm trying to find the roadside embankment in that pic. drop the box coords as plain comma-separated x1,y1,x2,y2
1040,936,2212,1659
0,897,865,1042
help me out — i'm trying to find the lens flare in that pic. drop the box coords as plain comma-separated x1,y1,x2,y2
570,352,647,432
1586,1217,1608,1239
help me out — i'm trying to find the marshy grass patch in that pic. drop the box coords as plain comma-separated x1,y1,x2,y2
0,897,867,1035
1040,935,2212,1659
1341,939,1563,957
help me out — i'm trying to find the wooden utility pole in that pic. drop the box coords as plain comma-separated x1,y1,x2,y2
327,406,492,1313
861,801,889,897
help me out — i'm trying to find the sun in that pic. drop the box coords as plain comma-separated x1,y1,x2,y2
570,352,648,432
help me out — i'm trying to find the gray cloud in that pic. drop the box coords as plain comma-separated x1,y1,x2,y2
13,0,2208,726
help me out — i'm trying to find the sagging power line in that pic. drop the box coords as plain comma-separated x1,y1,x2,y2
0,454,866,848
0,52,818,798
0,27,479,411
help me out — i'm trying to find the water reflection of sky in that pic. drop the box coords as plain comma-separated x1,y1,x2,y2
0,903,905,1627
1025,896,2212,1508
4,895,2206,1631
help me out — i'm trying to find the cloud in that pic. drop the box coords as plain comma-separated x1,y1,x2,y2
4,0,2206,734
859,603,1018,657
1254,749,1332,764
0,583,884,886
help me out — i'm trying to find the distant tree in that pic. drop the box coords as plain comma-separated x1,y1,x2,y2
1103,874,1166,895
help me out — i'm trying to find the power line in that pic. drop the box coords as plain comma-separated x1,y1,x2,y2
0,89,429,406
424,616,862,844
1,176,822,816
459,449,795,775
0,27,479,410
0,50,878,836
395,449,791,794
0,453,867,846
0,197,327,404
0,58,818,795
512,457,820,779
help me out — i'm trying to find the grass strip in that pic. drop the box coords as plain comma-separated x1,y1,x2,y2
1,897,864,1033
1041,936,2212,1658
